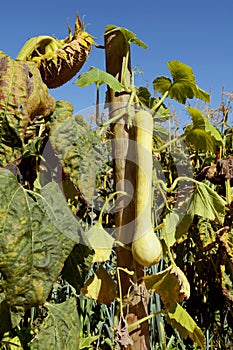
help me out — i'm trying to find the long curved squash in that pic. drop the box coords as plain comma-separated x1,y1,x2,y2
132,110,162,266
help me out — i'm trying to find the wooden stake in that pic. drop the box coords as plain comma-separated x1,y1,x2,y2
105,28,150,350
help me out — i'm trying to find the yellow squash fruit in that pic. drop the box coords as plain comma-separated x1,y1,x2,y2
132,110,163,266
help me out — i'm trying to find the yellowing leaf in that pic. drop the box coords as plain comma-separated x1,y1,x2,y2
143,265,190,306
0,170,79,307
0,52,55,152
0,334,23,349
85,222,114,263
81,265,117,305
166,303,206,350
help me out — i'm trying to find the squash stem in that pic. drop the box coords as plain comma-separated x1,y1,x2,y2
153,134,186,153
95,84,102,126
98,191,127,225
121,49,131,93
128,310,165,330
117,267,135,318
162,219,176,265
150,90,169,113
98,109,128,136
115,240,132,251
156,176,201,193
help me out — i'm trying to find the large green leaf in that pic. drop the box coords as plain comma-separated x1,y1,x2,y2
30,298,80,350
153,60,210,104
166,302,206,350
49,104,109,203
184,107,224,152
105,25,147,49
75,66,124,90
187,182,226,223
0,52,55,149
40,181,83,243
0,169,80,307
62,244,94,293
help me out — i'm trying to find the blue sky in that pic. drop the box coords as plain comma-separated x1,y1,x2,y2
1,0,233,120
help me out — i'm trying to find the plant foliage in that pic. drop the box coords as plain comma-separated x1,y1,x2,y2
0,20,232,350
0,169,79,307
153,60,210,104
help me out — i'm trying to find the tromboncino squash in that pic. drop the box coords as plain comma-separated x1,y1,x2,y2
132,110,163,267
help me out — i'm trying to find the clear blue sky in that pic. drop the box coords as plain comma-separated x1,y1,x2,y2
1,0,233,119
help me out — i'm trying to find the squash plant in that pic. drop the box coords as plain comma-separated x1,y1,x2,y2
0,18,232,350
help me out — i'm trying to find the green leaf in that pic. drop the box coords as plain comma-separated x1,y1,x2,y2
143,265,190,306
168,60,210,103
0,292,24,333
166,303,206,350
30,298,80,350
62,244,94,293
49,100,88,135
153,122,169,138
152,101,170,122
75,66,124,90
153,76,172,96
49,110,108,204
153,60,210,104
187,182,226,223
105,25,147,49
40,181,83,243
0,169,78,307
136,86,152,108
184,107,224,152
136,87,170,121
160,212,180,247
175,214,193,241
79,335,99,349
160,210,193,244
153,123,169,145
